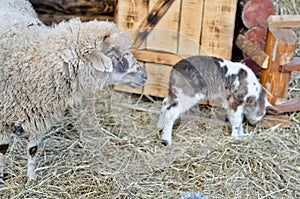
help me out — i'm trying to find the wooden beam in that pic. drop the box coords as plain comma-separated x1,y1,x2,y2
279,57,300,72
29,0,115,15
276,97,300,113
260,28,297,105
257,115,290,128
235,34,269,69
131,0,176,49
268,15,300,28
37,14,114,25
130,49,183,66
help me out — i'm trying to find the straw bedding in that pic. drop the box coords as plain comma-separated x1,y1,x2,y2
0,1,299,198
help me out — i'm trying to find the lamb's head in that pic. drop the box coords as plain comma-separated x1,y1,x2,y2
244,93,276,125
71,19,147,89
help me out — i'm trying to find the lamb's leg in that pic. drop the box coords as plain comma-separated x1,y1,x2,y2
161,100,181,146
157,96,170,131
0,132,11,184
227,106,245,138
27,133,43,181
161,94,202,146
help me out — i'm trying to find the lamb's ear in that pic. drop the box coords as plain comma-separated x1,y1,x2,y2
265,99,281,115
86,51,113,72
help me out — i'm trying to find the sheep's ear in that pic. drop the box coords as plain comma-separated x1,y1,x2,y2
86,52,113,72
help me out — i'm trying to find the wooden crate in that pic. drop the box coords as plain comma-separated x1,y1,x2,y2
115,0,238,98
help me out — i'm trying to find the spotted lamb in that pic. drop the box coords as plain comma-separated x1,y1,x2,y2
157,55,274,146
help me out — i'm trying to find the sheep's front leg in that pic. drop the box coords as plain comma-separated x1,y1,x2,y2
227,106,245,138
27,133,43,181
0,132,11,184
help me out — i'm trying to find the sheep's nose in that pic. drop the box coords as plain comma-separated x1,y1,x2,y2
141,73,147,80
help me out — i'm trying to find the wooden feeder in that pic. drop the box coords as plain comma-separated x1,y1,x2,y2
236,15,300,126
115,0,238,98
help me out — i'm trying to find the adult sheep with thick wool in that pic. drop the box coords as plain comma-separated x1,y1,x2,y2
157,56,276,146
0,0,43,36
0,16,147,181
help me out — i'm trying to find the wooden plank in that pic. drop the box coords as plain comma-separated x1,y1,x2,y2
37,14,113,25
147,0,181,53
123,0,176,49
235,34,269,69
116,0,148,30
268,15,300,28
200,0,237,59
115,0,149,48
130,49,183,66
143,63,172,98
258,115,290,128
279,57,300,72
276,97,300,113
29,0,115,15
260,28,297,105
178,0,204,56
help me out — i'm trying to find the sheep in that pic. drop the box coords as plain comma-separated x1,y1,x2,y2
0,13,147,182
0,0,43,36
157,55,275,146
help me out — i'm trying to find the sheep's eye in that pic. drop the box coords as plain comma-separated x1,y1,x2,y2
103,34,110,40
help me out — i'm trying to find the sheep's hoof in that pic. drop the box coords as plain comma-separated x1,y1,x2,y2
161,140,169,146
13,124,24,135
0,176,5,184
158,129,163,133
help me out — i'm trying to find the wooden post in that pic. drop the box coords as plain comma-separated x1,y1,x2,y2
260,28,297,105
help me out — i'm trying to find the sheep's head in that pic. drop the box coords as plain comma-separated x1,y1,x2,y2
73,19,147,89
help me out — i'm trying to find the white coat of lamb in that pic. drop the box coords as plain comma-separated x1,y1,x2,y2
0,1,147,182
157,56,275,146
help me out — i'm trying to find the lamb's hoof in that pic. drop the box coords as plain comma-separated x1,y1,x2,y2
231,133,247,139
26,173,37,182
159,129,163,133
161,140,169,146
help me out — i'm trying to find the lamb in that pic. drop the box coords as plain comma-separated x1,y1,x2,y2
157,55,275,146
0,5,147,181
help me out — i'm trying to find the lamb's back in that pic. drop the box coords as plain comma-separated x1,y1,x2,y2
170,56,227,100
